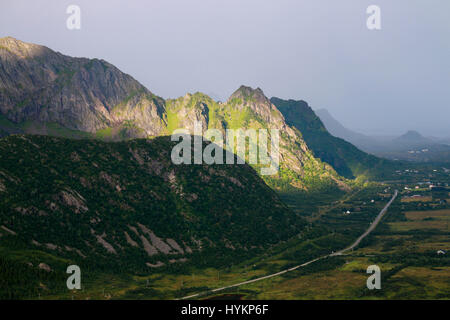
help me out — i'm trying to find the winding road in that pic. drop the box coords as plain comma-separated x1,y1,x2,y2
180,190,398,300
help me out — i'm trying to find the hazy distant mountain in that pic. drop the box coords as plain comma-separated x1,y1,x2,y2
206,91,224,102
315,109,393,153
393,130,433,147
440,138,450,146
315,109,367,143
315,109,450,162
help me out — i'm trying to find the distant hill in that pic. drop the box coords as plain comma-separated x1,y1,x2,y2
393,130,433,146
379,130,450,162
315,109,367,142
440,138,450,146
316,109,450,163
315,109,385,152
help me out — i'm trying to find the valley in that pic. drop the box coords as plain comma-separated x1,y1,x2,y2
0,37,449,301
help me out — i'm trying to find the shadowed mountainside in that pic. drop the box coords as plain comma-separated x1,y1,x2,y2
271,98,396,179
0,134,306,272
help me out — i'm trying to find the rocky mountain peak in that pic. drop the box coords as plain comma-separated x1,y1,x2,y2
226,85,285,128
0,37,53,59
229,85,269,105
0,36,166,137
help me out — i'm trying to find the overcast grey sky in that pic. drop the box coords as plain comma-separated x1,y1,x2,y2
1,0,449,136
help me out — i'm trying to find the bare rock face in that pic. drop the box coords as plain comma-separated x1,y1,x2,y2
228,85,284,125
166,93,210,132
0,37,166,136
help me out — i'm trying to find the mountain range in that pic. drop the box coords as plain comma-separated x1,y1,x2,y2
0,37,403,283
316,109,450,163
0,36,361,191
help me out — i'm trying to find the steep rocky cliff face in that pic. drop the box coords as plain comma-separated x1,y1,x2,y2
0,37,166,137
